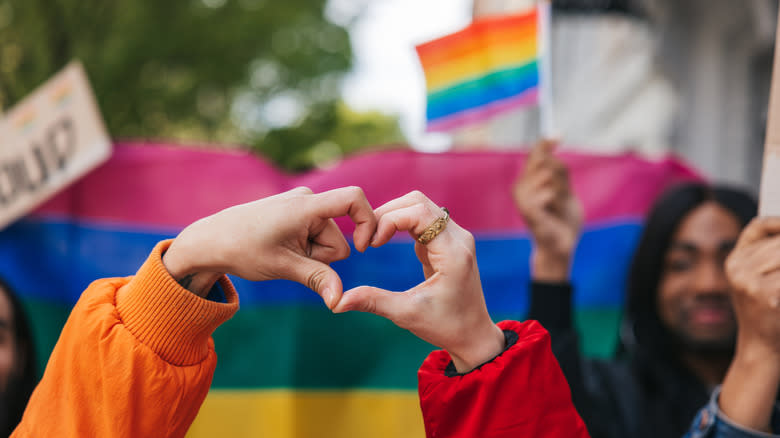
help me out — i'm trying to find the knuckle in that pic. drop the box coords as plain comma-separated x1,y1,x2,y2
295,186,313,195
409,190,427,203
452,242,477,269
515,188,529,204
356,292,377,315
730,272,746,292
306,268,328,292
724,256,738,277
747,278,762,296
517,204,530,216
346,185,365,198
463,230,476,249
336,243,351,259
463,246,478,266
412,202,428,217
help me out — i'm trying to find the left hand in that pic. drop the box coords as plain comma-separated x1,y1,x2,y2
163,186,377,308
725,216,780,355
719,217,780,432
333,190,505,373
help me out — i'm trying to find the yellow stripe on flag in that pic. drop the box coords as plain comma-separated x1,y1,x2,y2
187,389,425,438
424,40,537,91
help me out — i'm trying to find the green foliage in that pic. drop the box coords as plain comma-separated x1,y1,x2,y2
259,101,405,170
0,0,405,170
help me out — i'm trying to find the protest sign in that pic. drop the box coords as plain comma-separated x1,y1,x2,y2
0,61,111,228
759,9,780,216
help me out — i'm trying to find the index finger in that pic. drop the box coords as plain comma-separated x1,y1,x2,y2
736,217,780,248
372,202,467,260
309,186,377,252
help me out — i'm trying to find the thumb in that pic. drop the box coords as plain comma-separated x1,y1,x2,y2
332,286,411,323
286,255,344,310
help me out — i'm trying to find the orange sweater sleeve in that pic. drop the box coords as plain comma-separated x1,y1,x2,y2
12,240,239,438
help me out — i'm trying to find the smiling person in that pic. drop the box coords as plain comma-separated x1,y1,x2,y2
514,141,757,438
11,186,587,438
680,216,780,438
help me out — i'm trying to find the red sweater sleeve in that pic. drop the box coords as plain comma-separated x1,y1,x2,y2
418,320,590,438
12,240,239,438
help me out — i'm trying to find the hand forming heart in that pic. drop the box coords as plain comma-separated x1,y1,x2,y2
163,186,505,372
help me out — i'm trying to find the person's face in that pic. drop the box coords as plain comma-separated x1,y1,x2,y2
0,289,17,393
657,202,741,353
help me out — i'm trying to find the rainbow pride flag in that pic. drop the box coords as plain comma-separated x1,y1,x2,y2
416,10,540,132
0,143,699,437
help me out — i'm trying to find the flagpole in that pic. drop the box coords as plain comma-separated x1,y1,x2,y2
538,0,556,140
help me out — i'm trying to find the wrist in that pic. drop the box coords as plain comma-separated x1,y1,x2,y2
163,237,223,298
720,337,780,432
733,337,780,374
118,240,239,365
448,323,506,373
531,249,572,282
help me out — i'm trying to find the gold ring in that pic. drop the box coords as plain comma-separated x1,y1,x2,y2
417,207,450,245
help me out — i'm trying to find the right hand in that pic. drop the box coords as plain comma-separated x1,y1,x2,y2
333,191,505,373
513,140,582,282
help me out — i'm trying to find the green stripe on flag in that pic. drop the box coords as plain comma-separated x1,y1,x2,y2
23,300,621,388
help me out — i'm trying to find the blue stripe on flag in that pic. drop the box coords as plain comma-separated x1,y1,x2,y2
0,218,640,313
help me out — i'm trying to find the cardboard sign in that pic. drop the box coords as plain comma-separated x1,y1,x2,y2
0,61,111,229
759,8,780,216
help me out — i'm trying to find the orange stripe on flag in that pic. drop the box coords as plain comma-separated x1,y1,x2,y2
416,10,537,59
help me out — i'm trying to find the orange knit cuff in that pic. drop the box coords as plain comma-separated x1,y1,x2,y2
116,239,239,366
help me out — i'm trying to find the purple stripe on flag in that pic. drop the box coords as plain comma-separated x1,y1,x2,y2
426,88,539,133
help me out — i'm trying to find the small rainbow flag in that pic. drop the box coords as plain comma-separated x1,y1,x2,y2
416,10,540,132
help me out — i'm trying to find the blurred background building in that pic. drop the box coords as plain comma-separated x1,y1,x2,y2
1,0,776,189
453,0,776,191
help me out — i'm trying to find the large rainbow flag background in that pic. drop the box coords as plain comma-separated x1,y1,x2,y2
416,10,540,132
0,142,698,437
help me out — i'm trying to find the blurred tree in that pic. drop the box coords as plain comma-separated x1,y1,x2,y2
0,0,405,170
259,101,404,169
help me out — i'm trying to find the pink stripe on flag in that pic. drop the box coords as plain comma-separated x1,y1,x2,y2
30,142,702,233
427,88,538,133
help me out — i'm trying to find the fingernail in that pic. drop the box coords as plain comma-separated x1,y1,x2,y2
332,296,350,314
323,287,336,309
